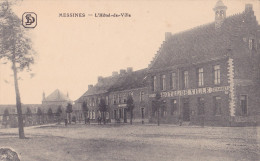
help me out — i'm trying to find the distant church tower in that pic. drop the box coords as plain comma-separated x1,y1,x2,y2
213,0,227,29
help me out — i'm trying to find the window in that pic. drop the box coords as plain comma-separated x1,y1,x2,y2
197,97,205,115
114,110,117,119
119,109,122,119
123,94,127,103
152,76,157,91
106,96,109,105
183,71,189,89
171,99,177,115
213,65,221,85
140,91,145,102
118,94,122,104
90,111,92,119
160,75,166,91
113,95,117,104
92,110,96,119
249,39,255,50
213,96,221,115
240,95,247,115
106,112,109,119
98,97,100,105
170,73,176,89
198,68,204,87
92,98,95,106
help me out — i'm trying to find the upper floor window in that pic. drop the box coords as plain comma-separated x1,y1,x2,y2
183,71,189,89
92,98,95,106
123,94,127,103
106,96,109,105
140,91,145,102
213,65,221,85
170,73,176,90
197,68,204,87
152,76,157,92
160,75,166,91
118,94,122,104
113,95,117,104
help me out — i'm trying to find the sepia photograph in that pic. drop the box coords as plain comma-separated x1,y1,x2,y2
0,0,259,160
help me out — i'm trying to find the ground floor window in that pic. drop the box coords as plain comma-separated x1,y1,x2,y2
240,95,247,115
92,110,95,119
106,112,109,119
213,96,221,115
119,109,122,119
197,97,205,115
89,111,92,119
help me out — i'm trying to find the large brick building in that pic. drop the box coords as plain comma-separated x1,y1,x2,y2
147,1,260,126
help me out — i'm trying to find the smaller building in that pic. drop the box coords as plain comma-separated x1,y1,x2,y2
75,67,149,123
42,89,73,117
109,68,149,123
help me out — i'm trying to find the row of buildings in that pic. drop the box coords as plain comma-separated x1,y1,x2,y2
74,1,260,126
1,1,259,127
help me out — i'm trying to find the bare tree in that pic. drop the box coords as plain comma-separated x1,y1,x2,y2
66,103,73,124
98,98,107,124
126,95,135,125
82,101,89,124
0,1,36,139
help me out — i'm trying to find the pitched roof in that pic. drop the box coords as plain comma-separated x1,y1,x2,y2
43,89,71,102
149,9,259,70
79,76,120,98
108,68,148,91
76,69,148,102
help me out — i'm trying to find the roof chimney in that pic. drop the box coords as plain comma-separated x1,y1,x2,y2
127,67,133,73
165,32,172,41
98,76,103,82
120,69,126,75
112,71,118,76
245,4,253,12
88,84,93,89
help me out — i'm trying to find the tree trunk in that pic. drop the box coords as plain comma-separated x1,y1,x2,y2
68,113,71,124
84,113,86,124
130,109,133,125
12,60,25,139
103,112,106,125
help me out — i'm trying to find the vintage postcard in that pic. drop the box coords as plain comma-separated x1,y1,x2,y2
0,0,259,160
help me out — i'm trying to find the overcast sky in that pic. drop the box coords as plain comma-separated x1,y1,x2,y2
0,0,259,104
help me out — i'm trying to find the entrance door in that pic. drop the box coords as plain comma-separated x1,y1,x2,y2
183,99,190,121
